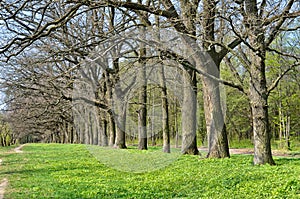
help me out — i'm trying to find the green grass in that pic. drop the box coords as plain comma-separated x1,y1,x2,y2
229,138,300,152
87,145,182,173
1,144,300,198
0,144,19,152
229,139,254,149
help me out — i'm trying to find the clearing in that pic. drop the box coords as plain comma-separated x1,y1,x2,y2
0,144,299,198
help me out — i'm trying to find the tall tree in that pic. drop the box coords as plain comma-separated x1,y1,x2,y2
155,13,171,153
245,0,298,164
159,64,171,153
1,0,299,163
201,0,230,158
223,0,300,164
137,26,148,150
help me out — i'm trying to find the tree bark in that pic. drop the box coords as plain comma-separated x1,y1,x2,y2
178,0,199,155
108,114,116,147
112,55,127,149
114,82,127,149
159,64,170,153
104,70,116,147
138,34,148,150
250,67,275,165
181,69,199,155
114,102,127,149
100,114,108,146
202,75,230,158
174,101,179,148
245,0,275,165
154,10,170,152
201,0,230,158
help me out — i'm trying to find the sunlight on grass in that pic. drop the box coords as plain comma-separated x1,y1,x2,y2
1,143,300,198
87,145,181,173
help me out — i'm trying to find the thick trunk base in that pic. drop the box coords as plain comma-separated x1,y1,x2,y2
163,144,170,153
202,75,230,159
115,143,127,149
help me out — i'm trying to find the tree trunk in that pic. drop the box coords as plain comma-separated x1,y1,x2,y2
286,116,291,150
202,71,230,158
151,91,156,146
137,82,148,150
279,101,283,148
98,108,108,146
84,122,89,144
115,127,126,148
113,55,127,149
175,101,179,148
103,68,116,147
91,113,98,145
250,74,275,165
138,35,148,150
245,0,275,165
114,85,127,148
108,114,116,147
101,118,108,146
181,69,199,155
153,13,170,152
200,0,230,158
114,105,127,149
70,125,74,143
159,64,170,153
249,45,275,165
179,0,199,155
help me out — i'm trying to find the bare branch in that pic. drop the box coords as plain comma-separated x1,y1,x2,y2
217,38,242,63
267,62,300,95
0,3,83,60
224,56,244,86
161,49,246,94
267,47,300,61
265,0,299,46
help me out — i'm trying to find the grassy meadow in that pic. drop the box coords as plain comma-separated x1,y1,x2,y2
0,143,300,198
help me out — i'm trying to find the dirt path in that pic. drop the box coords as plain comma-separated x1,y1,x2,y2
0,178,8,199
0,144,26,199
199,147,300,158
13,145,25,153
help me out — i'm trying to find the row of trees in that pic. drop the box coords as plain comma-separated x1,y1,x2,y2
0,0,299,165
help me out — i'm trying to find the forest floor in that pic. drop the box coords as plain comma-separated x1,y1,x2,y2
0,144,25,199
